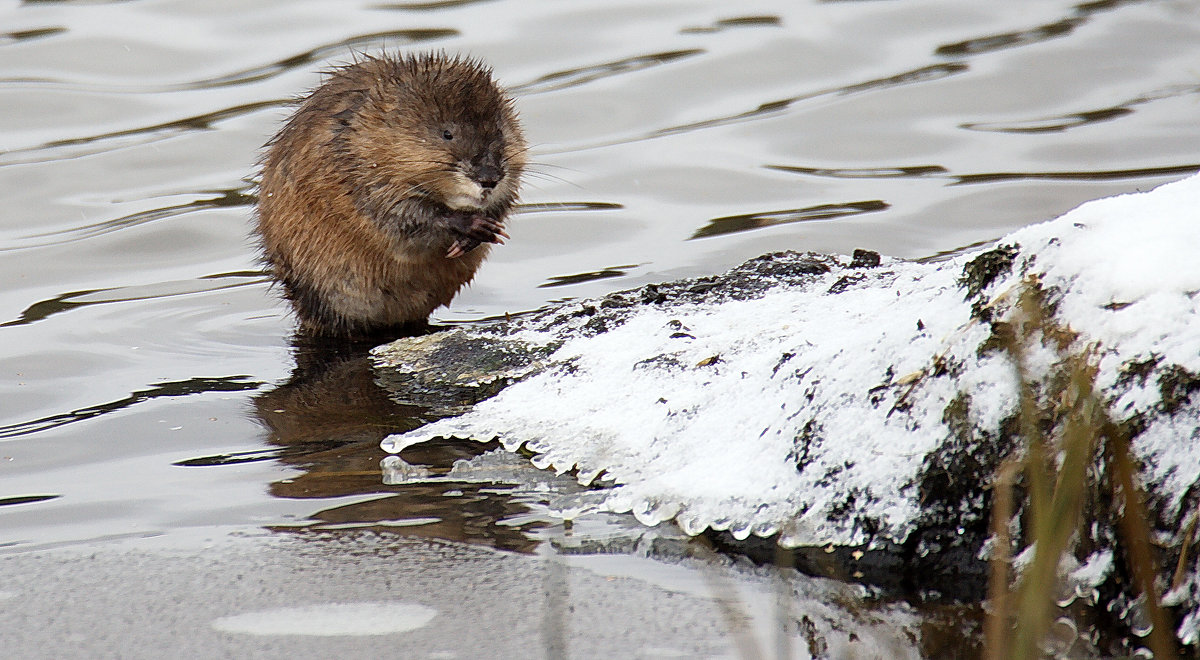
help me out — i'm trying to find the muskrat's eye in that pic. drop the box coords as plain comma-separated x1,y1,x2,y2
442,129,454,141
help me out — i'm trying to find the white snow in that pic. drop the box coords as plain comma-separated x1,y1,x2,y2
380,174,1200,551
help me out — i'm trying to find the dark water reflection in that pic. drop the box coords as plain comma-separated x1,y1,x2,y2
0,26,65,45
933,0,1141,56
234,333,551,553
681,15,782,34
693,200,889,240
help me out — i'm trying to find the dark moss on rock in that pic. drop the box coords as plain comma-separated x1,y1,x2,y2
1117,355,1162,389
826,273,867,294
959,243,1019,300
1158,364,1200,414
790,419,824,474
900,394,1022,599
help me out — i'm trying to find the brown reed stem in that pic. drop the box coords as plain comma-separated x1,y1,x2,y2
1105,418,1178,660
984,460,1021,660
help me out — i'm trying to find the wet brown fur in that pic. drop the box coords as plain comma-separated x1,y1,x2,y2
256,52,526,336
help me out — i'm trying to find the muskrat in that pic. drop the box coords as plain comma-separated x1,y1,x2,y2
255,52,526,337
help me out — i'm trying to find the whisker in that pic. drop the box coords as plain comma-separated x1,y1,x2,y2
519,179,549,194
521,172,568,184
525,161,581,174
521,170,581,189
506,142,535,158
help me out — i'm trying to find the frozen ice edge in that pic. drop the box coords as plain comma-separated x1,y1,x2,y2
376,175,1200,619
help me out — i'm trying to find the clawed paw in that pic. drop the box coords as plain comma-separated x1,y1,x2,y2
446,239,476,259
446,212,508,259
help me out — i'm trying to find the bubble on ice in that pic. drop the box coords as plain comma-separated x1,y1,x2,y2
212,601,437,636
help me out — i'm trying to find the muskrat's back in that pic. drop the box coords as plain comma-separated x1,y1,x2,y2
256,52,526,337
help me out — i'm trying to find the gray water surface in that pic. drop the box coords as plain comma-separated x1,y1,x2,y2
2,0,1199,654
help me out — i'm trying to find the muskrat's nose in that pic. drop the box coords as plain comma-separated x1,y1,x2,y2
474,163,503,190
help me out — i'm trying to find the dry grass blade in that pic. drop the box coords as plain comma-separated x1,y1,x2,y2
983,281,1179,658
1104,417,1178,659
984,459,1020,660
1172,511,1199,594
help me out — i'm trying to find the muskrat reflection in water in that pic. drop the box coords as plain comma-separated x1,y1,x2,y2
249,331,542,553
256,52,526,337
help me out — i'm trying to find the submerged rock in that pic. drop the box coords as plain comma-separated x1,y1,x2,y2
374,175,1200,644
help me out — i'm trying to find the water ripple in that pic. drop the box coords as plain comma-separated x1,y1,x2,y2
1,187,256,251
515,201,623,214
0,29,457,94
546,62,969,155
915,238,998,264
0,101,282,168
0,28,467,166
951,163,1200,186
681,15,782,35
372,0,496,10
511,49,703,96
0,375,264,440
767,163,1200,186
1,272,268,328
934,0,1146,57
0,494,61,507
962,84,1200,134
174,443,349,467
691,201,889,240
0,26,65,46
538,265,639,288
936,17,1082,56
165,29,458,92
655,63,969,140
767,165,948,179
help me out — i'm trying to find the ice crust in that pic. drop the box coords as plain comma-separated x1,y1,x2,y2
379,175,1200,552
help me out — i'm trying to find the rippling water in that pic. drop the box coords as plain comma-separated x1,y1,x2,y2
3,0,1200,646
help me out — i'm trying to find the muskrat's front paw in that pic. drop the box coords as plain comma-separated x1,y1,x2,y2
446,237,479,259
446,213,509,258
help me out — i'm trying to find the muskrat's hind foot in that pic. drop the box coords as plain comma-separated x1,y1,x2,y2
446,212,509,259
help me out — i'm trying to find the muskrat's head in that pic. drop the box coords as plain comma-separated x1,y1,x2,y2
333,52,526,213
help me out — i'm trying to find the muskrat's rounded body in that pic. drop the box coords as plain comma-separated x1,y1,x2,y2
256,52,525,336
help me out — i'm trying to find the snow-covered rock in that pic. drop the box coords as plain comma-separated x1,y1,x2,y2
375,174,1200,639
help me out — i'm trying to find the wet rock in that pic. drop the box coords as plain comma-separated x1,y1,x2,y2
374,331,555,414
850,248,881,268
